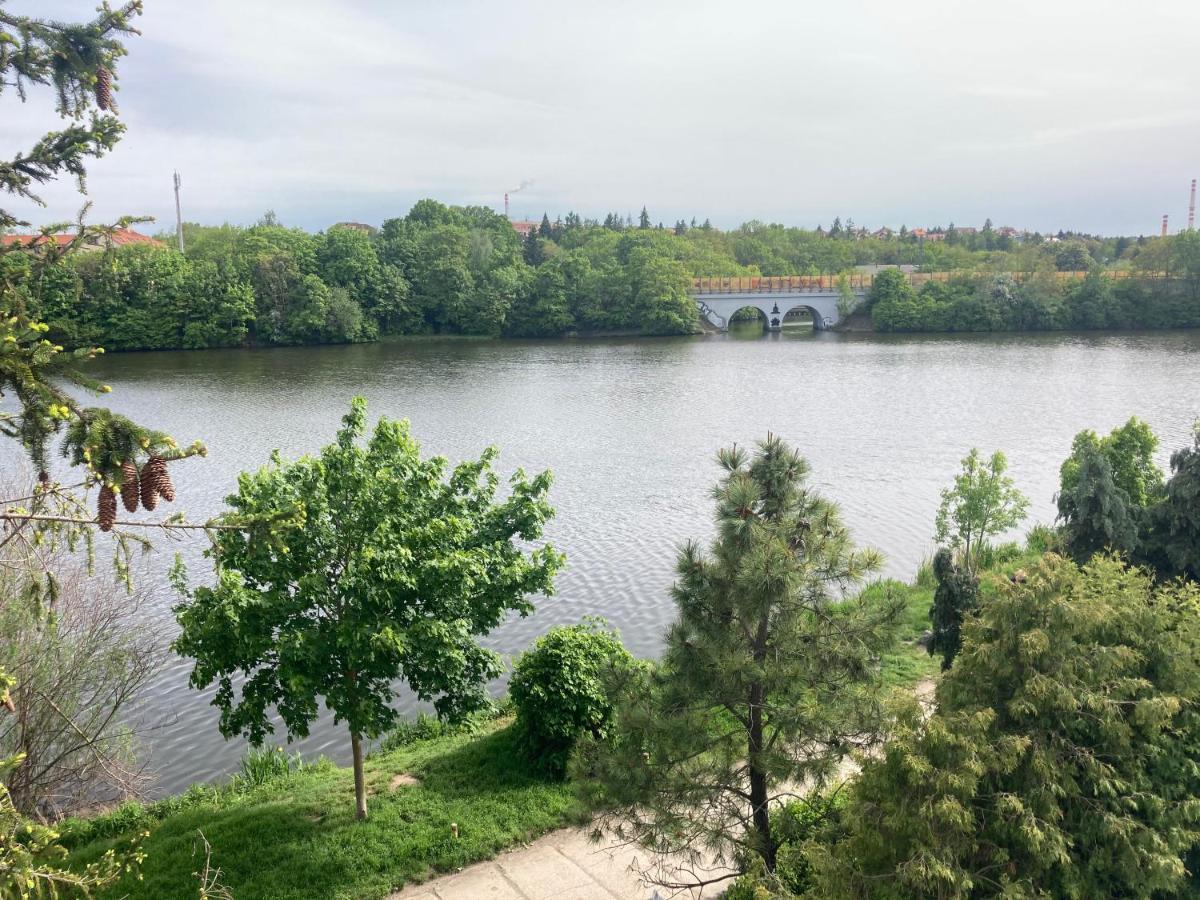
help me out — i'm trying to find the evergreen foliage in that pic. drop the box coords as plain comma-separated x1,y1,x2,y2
172,398,563,819
809,555,1200,899
1142,425,1200,581
927,547,978,670
1056,442,1140,562
575,436,903,879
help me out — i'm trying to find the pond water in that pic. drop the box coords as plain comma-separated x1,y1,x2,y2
11,326,1200,793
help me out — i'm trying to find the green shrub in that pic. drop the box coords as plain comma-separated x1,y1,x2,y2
1025,522,1060,554
510,618,635,776
231,746,305,790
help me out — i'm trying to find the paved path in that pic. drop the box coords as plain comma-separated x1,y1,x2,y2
389,826,733,900
393,680,937,900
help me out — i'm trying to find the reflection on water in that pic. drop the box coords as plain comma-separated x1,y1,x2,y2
10,327,1199,792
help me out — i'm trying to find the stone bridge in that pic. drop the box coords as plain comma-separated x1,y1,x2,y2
692,276,862,331
691,271,1119,332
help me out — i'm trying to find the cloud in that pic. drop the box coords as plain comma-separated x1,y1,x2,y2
3,0,1199,234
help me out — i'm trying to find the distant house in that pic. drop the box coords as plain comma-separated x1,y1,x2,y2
954,226,978,235
330,222,377,236
997,226,1020,238
0,228,164,251
872,227,894,239
510,220,539,238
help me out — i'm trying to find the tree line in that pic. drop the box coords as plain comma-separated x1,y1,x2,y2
865,244,1200,332
7,203,1200,352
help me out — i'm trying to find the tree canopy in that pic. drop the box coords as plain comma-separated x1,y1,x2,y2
173,398,563,818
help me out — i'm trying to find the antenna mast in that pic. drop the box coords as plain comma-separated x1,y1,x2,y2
1189,178,1197,231
173,171,184,252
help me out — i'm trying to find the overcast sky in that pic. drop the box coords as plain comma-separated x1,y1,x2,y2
6,0,1199,234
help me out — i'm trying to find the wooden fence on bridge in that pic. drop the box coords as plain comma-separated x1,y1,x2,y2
691,271,1141,294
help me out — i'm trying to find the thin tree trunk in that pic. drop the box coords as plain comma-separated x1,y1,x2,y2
351,730,367,821
747,681,775,872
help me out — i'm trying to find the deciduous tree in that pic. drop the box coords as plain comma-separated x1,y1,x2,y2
935,448,1029,576
173,398,563,819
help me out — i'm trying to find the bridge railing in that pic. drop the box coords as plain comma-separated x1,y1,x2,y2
691,270,1141,294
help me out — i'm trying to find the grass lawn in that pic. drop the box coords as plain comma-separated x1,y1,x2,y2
870,575,940,689
64,720,581,900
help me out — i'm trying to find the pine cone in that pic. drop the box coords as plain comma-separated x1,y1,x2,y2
98,485,117,532
95,65,114,111
139,461,158,511
143,456,175,503
120,460,140,512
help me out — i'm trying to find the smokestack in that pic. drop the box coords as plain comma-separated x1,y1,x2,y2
1189,179,1197,231
1162,214,1169,237
504,192,509,220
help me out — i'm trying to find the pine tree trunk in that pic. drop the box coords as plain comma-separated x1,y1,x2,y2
351,731,367,821
748,681,776,872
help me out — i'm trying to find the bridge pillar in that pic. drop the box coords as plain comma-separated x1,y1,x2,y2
761,301,783,331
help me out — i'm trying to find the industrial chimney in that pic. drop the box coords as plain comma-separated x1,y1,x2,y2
504,192,510,220
1162,214,1169,237
1189,179,1196,231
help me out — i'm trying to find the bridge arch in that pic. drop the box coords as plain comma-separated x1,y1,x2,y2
694,290,844,332
779,301,836,331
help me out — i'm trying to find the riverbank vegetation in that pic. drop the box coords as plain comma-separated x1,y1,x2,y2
7,204,1200,352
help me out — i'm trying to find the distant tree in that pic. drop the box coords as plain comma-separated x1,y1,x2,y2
1055,239,1095,271
255,210,280,228
673,219,687,235
638,206,651,229
927,547,978,670
173,398,563,820
701,218,712,230
828,217,843,238
538,213,552,239
522,230,545,266
935,448,1029,576
578,437,902,881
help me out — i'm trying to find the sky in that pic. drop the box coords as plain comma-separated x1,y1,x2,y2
5,0,1200,235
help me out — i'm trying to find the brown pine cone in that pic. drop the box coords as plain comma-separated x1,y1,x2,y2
143,456,175,503
139,461,158,511
120,460,140,512
95,65,114,111
98,485,117,532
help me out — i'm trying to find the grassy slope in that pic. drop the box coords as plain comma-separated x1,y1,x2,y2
63,564,964,900
66,721,580,900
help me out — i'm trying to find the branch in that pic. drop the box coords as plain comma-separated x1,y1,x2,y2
0,512,242,531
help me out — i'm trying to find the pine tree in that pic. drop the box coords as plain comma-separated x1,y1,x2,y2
578,436,902,879
638,206,651,229
538,212,552,238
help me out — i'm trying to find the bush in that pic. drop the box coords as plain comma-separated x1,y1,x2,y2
231,746,305,790
509,619,635,776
